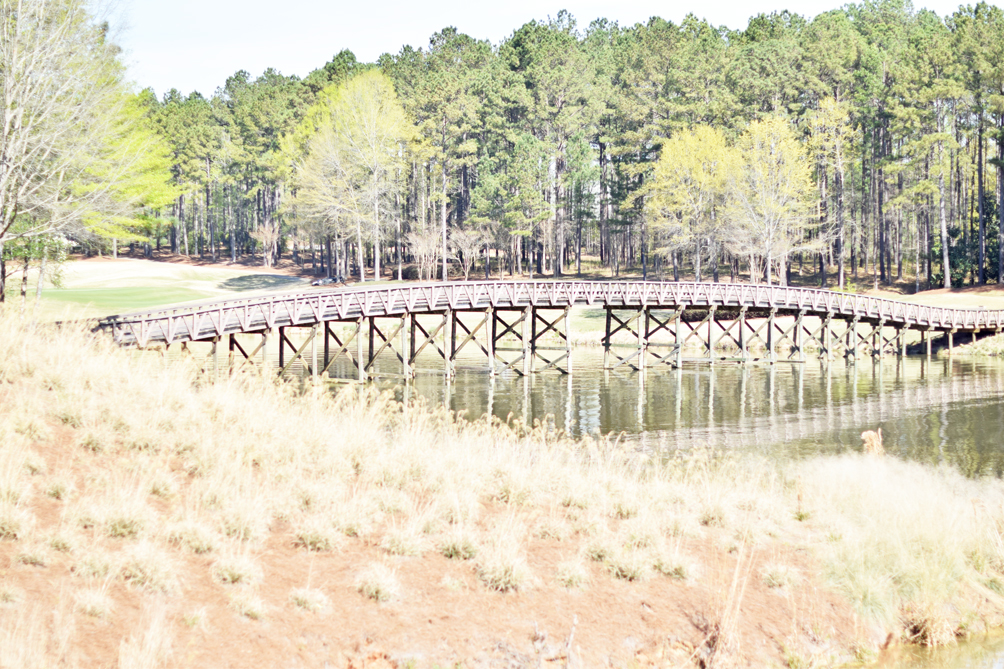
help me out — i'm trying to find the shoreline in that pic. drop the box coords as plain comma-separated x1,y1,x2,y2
3,315,1004,667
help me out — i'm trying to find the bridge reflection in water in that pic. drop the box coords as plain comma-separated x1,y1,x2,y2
102,281,1004,474
396,353,1004,477
100,281,1004,381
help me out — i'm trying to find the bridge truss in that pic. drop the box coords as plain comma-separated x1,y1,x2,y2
97,281,1004,380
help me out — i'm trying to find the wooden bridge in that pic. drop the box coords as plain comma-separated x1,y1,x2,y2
97,281,1004,380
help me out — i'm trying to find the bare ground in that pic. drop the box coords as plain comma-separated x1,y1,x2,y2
0,426,865,669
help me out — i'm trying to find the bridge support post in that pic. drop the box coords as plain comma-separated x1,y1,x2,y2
794,310,805,362
228,334,236,372
564,307,573,375
487,307,495,377
767,309,777,364
322,323,329,372
367,317,375,371
278,326,286,370
449,309,457,377
738,307,748,363
603,309,612,369
311,326,318,380
925,328,932,358
872,320,885,358
211,337,219,381
402,313,412,379
522,307,531,376
676,307,684,367
898,327,907,358
822,314,832,362
845,317,859,363
707,306,718,365
639,307,647,373
357,318,366,382
948,329,955,356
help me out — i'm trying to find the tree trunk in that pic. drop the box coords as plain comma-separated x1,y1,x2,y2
835,132,846,289
19,254,28,316
978,114,986,285
998,113,1003,284
939,157,951,289
181,193,189,256
34,251,46,307
356,216,365,282
373,196,381,281
0,241,5,304
441,167,448,281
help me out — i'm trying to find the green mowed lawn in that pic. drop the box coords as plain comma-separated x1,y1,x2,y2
26,259,309,320
41,286,211,315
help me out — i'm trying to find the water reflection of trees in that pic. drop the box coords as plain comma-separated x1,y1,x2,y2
352,349,1004,479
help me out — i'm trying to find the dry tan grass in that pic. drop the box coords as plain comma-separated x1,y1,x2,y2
4,313,1004,659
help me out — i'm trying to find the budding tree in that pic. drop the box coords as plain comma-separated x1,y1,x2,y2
645,125,734,282
0,0,130,300
726,116,814,285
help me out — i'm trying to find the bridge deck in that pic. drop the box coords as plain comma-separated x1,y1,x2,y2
97,281,1004,349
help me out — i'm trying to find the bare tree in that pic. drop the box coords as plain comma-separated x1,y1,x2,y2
449,228,484,281
408,228,440,280
0,0,128,300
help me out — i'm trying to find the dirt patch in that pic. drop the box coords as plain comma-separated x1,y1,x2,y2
0,427,866,669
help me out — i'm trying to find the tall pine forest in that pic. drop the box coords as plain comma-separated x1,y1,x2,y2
106,2,1004,290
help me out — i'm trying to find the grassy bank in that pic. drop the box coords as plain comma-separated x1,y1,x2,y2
20,257,308,320
3,315,1004,667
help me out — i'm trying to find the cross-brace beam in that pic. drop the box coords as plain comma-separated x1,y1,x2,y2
366,315,409,378
530,307,571,374
410,312,450,377
228,331,269,373
320,319,363,377
450,310,492,376
277,325,317,377
491,307,531,375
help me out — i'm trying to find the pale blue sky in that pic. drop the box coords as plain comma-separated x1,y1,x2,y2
112,0,992,99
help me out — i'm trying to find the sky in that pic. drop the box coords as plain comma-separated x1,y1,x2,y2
112,0,997,99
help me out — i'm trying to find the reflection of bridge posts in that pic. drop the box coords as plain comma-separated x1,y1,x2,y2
675,366,683,423
767,309,777,364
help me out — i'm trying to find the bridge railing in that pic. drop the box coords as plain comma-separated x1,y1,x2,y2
97,281,1004,348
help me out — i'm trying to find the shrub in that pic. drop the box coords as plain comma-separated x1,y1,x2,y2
119,543,177,593
211,553,262,586
355,564,400,602
556,561,588,589
289,588,329,612
438,533,478,560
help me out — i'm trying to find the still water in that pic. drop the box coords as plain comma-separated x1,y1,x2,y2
325,348,1004,476
297,343,1004,667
